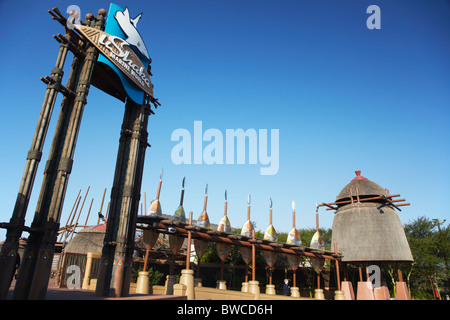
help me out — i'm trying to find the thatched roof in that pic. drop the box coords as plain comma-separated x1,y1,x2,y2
332,203,413,262
336,170,387,202
63,224,105,255
331,172,413,263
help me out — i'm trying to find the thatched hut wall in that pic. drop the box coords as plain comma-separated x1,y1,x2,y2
331,171,413,263
60,225,105,287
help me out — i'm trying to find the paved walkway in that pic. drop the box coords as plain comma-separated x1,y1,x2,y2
7,279,186,300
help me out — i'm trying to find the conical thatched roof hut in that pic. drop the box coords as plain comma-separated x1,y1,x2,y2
331,171,413,263
59,224,106,287
63,224,106,255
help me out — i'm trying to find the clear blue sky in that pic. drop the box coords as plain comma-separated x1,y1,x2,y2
0,0,449,242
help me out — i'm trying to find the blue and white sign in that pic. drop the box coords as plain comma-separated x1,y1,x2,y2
97,3,152,103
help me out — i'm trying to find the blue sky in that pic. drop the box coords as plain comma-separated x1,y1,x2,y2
0,0,449,242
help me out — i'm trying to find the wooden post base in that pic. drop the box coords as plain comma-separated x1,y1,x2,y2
179,269,195,300
374,283,390,300
341,281,355,300
265,284,276,295
396,281,411,300
217,280,227,290
314,289,325,300
290,287,300,297
135,271,151,294
357,281,374,300
164,275,176,295
334,290,346,300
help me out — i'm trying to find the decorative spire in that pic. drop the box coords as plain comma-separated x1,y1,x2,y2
352,170,368,181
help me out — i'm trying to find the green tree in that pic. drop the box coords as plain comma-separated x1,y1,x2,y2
403,216,449,299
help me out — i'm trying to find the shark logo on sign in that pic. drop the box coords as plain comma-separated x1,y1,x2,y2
114,8,150,61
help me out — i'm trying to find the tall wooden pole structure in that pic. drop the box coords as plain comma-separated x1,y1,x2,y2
28,10,107,300
316,211,320,291
0,12,73,299
96,96,152,297
0,8,107,300
2,4,160,299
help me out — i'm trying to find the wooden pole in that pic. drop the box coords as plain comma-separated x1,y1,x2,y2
0,26,72,299
63,196,81,244
224,195,228,217
97,95,152,297
144,192,147,215
334,242,341,291
84,198,94,226
292,202,297,288
142,249,150,273
245,265,249,283
58,190,81,242
245,195,251,282
97,188,107,225
180,177,185,207
252,229,256,282
316,213,319,232
203,190,208,212
292,201,295,229
69,187,90,240
268,201,273,285
316,209,320,290
27,10,106,300
156,170,163,200
220,192,227,280
293,271,297,288
105,202,110,220
397,262,403,282
343,263,348,282
186,212,193,270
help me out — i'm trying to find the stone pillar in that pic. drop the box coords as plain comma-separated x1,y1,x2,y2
265,284,276,295
248,280,260,300
82,252,95,290
135,271,151,294
194,278,202,287
396,282,410,300
179,269,195,300
341,281,355,300
217,280,227,290
164,275,177,295
314,288,325,300
374,284,390,300
334,290,345,300
290,287,300,297
356,281,375,300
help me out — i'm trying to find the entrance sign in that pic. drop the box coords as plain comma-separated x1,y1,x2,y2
78,3,153,103
75,24,154,98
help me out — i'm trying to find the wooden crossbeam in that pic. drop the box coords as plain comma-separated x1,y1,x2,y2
136,216,341,261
